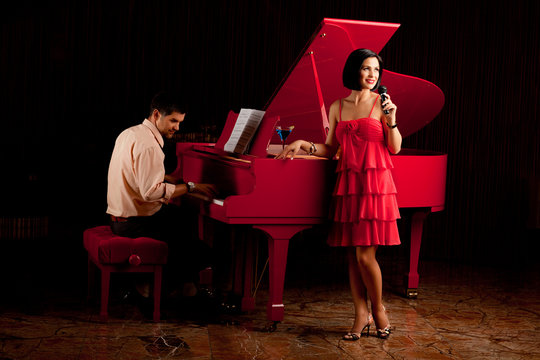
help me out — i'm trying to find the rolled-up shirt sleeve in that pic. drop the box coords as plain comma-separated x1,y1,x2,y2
134,147,175,203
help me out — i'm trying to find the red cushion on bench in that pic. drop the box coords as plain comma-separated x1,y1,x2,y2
83,226,168,265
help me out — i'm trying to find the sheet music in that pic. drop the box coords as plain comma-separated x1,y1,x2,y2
224,108,265,154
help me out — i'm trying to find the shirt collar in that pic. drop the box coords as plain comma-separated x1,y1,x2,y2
142,119,164,148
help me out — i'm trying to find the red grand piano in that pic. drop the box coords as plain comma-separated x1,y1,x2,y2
176,18,446,323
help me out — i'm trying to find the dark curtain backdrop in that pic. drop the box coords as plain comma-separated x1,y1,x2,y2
1,0,538,266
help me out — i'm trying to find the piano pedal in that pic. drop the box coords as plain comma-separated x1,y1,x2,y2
218,293,242,315
406,288,418,298
219,301,240,314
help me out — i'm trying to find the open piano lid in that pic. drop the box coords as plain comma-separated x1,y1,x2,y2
264,18,445,144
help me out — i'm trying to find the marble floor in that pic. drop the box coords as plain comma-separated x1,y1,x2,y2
1,258,539,360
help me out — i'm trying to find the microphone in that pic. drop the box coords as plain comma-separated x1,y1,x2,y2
379,85,389,114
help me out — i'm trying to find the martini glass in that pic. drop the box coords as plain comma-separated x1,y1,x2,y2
276,125,295,150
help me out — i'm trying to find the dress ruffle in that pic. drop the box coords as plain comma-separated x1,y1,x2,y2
337,139,395,173
331,193,400,222
327,117,401,247
328,219,400,247
333,168,397,196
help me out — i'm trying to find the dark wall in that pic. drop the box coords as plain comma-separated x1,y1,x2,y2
1,0,538,266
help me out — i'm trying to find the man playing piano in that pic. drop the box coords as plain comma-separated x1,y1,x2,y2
277,49,402,340
106,91,217,298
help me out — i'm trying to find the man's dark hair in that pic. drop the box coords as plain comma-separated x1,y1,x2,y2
342,48,383,91
149,91,188,116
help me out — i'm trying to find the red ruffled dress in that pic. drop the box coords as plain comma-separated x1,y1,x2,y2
327,96,401,247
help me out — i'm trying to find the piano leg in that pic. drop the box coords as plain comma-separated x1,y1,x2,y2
266,237,288,321
254,225,311,322
405,210,430,298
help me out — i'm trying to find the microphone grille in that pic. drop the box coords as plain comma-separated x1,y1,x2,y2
378,85,387,94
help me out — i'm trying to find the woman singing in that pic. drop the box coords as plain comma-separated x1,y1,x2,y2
276,48,402,340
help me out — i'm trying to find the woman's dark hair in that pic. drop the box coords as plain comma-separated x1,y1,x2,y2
149,91,188,116
342,48,383,91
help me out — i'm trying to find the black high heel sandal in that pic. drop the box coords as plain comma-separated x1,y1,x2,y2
342,314,373,341
376,325,391,339
375,305,392,339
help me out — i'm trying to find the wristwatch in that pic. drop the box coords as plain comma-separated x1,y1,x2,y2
187,181,196,193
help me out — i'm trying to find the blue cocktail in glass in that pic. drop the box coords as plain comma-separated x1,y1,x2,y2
276,125,295,150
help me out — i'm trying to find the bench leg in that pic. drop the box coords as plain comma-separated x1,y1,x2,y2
100,268,110,321
87,257,96,302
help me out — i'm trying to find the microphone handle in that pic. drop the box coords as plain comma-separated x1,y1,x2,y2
380,93,390,115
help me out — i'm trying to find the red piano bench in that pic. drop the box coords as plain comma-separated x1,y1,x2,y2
83,225,168,322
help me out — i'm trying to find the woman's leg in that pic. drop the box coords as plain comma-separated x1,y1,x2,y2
347,248,371,333
354,246,390,330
